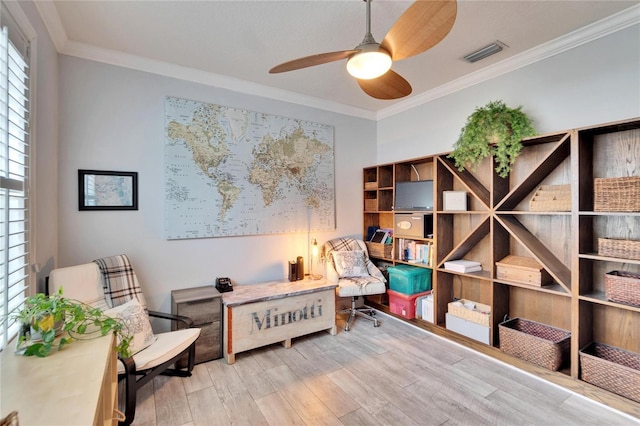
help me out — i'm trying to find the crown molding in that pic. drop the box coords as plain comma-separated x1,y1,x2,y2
33,0,376,119
33,0,67,51
376,4,640,120
3,0,36,40
60,40,377,120
35,3,639,122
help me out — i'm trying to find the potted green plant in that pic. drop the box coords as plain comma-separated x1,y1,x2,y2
449,100,536,178
9,288,132,357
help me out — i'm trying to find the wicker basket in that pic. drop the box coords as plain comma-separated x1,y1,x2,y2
529,184,571,212
604,271,640,307
598,238,640,261
447,299,491,326
580,342,640,403
594,177,640,212
499,318,571,371
365,242,392,259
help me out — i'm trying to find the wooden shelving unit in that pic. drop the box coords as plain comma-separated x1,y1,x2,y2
363,117,640,418
363,163,394,252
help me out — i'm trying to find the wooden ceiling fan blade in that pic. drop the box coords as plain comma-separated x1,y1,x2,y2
269,50,359,74
357,69,412,100
381,0,457,61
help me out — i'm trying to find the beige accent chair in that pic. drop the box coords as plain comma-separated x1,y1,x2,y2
49,261,200,426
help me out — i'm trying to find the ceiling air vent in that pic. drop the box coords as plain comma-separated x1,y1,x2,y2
463,41,507,63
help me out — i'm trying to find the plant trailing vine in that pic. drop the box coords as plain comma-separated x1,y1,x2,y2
8,288,132,358
449,100,536,178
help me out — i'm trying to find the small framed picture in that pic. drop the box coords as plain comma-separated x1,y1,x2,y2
78,169,138,211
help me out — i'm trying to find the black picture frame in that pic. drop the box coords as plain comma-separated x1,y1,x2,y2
78,169,138,211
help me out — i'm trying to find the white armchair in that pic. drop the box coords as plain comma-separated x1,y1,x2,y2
48,255,200,426
323,237,386,331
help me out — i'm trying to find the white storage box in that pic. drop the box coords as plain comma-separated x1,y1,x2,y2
419,294,434,323
446,313,490,344
443,191,467,211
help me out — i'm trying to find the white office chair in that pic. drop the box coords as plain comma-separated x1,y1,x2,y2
49,254,200,426
323,237,386,331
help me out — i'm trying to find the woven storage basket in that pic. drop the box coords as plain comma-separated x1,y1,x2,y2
580,342,640,403
604,271,640,307
499,318,571,371
598,238,640,261
594,177,640,212
447,299,491,326
529,184,571,212
365,242,391,259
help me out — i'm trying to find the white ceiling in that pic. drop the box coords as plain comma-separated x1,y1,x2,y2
36,1,639,119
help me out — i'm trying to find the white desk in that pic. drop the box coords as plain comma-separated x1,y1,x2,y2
222,278,337,364
1,333,118,426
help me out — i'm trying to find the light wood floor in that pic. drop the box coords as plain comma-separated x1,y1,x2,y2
131,312,639,426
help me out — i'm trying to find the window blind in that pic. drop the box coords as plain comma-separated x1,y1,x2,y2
0,23,29,351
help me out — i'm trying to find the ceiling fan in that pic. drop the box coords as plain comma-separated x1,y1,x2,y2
269,0,457,100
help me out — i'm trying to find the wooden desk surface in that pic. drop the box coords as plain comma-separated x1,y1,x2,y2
1,333,114,425
222,278,337,307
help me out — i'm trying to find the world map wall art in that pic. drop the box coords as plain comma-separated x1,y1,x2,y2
164,96,335,239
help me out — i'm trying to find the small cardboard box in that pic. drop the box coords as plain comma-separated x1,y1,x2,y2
495,255,552,286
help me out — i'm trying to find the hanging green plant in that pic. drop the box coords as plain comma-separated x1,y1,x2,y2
449,100,536,178
6,289,132,358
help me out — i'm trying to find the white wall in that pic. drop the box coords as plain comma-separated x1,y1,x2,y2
58,56,376,312
377,24,640,162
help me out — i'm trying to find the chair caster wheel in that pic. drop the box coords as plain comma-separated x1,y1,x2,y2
373,320,380,327
344,325,351,332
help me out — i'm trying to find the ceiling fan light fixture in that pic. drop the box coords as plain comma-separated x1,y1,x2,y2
346,47,392,80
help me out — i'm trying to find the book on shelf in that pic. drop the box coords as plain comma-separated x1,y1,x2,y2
444,259,482,273
398,239,433,266
380,228,393,244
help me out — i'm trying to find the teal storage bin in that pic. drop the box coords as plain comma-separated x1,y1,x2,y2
388,264,432,295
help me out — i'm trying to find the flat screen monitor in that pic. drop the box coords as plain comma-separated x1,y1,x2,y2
394,180,433,211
